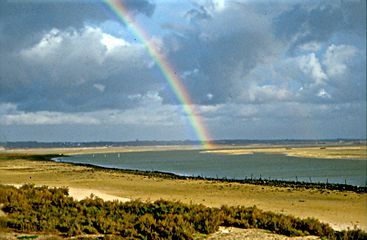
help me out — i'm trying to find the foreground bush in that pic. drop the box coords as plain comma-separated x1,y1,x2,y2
0,184,365,239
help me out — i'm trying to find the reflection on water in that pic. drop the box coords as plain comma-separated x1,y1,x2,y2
57,150,367,186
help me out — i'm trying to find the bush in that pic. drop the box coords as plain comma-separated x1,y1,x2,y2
0,184,365,239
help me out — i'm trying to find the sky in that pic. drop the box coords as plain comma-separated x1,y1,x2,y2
0,0,366,142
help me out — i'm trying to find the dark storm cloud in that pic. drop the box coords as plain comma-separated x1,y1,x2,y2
274,0,366,51
158,0,365,107
185,6,211,22
160,2,275,105
122,0,155,17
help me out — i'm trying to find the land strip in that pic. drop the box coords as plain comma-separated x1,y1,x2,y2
203,145,367,160
2,144,366,159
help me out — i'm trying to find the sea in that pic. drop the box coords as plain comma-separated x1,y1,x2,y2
55,149,367,187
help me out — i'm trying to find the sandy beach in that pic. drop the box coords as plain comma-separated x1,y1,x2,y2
203,145,367,160
0,148,366,232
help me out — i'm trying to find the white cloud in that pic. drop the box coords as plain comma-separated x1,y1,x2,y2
93,83,105,92
20,28,63,59
206,93,213,100
246,84,292,103
100,31,129,53
191,0,227,13
317,88,331,99
323,44,357,77
181,68,199,79
103,92,175,126
20,27,101,66
104,106,180,126
127,91,162,105
212,0,226,12
1,111,100,125
298,53,328,85
0,101,178,126
196,104,220,114
19,26,148,85
127,94,142,100
7,26,160,112
149,36,164,53
0,103,17,115
298,41,321,52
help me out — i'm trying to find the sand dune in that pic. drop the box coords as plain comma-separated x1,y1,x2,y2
5,183,130,203
68,187,130,202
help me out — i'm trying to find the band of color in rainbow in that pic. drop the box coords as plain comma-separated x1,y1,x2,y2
104,0,214,149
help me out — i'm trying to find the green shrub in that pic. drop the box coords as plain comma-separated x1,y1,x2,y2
0,184,365,239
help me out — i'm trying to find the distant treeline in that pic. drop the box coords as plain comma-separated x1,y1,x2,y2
1,139,365,148
0,184,366,239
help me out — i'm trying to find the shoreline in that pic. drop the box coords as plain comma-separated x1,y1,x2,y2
52,156,367,193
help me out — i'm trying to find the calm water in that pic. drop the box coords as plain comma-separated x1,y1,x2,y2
56,150,367,186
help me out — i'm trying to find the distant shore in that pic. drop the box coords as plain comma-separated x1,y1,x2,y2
203,145,367,160
2,143,366,159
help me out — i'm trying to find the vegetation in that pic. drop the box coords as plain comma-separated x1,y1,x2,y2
0,153,63,162
0,184,366,239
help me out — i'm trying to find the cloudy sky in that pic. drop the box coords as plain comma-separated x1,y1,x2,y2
0,0,365,142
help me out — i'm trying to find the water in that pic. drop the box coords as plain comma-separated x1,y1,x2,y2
56,150,367,186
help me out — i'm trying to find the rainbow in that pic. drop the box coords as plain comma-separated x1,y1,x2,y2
104,0,214,149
